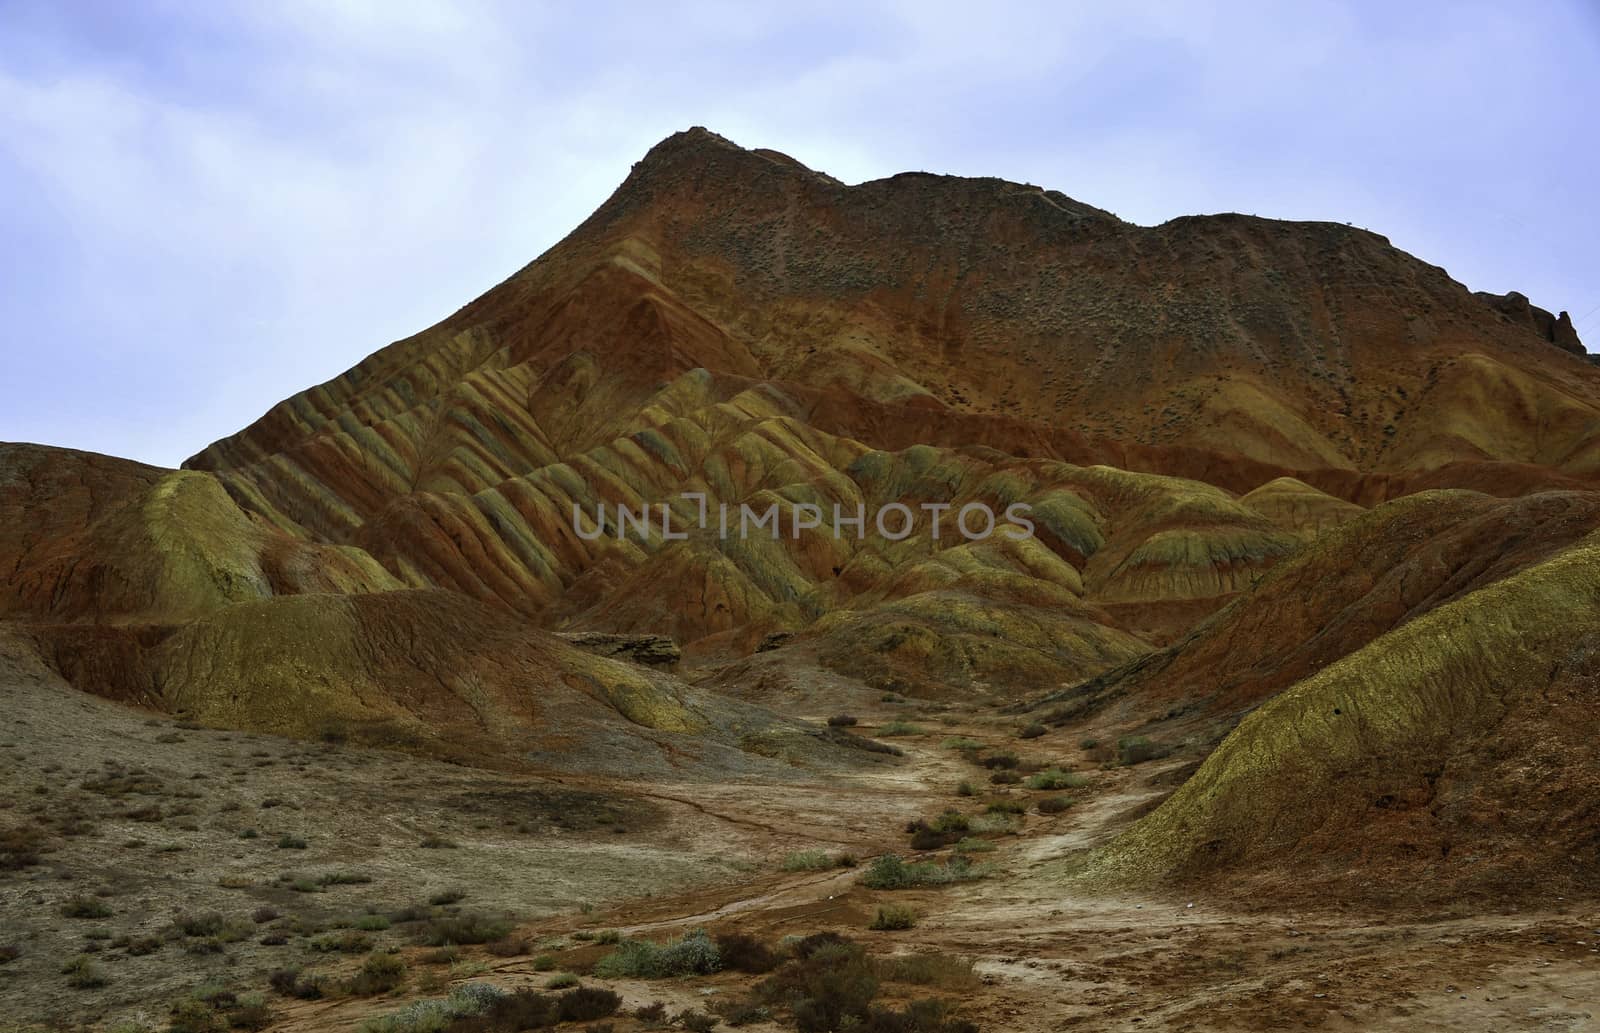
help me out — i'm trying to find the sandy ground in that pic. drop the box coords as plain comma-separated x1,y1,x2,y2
3,668,1597,1032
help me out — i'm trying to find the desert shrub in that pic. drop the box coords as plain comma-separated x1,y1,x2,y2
712,998,770,1025
0,824,45,869
984,799,1025,815
428,888,466,906
877,721,925,737
62,954,107,988
558,986,621,1022
869,905,917,931
317,870,372,886
876,953,978,990
61,895,113,919
715,932,777,974
677,1011,719,1032
968,813,1021,836
860,855,990,890
979,752,1019,770
595,928,622,944
531,953,557,971
1078,737,1100,750
543,972,579,989
1117,736,1169,766
954,780,977,797
826,714,858,727
1025,768,1087,790
633,1001,668,1023
755,937,877,1032
348,952,407,995
311,930,372,954
953,837,995,853
782,850,835,871
1037,796,1073,815
594,928,720,978
419,835,458,849
1017,722,1047,739
865,998,978,1032
987,770,1021,785
467,988,557,1029
126,935,163,955
905,810,970,850
485,934,527,957
167,997,225,1033
357,914,392,932
416,913,511,946
0,944,19,964
228,993,274,1031
174,911,226,937
941,737,983,753
357,983,504,1033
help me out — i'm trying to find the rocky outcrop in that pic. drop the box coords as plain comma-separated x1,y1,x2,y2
557,631,682,668
1475,290,1586,354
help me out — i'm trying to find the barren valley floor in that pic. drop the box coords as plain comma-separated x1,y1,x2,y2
3,663,1597,1033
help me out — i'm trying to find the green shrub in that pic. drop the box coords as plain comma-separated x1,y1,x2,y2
678,1010,719,1032
356,914,392,931
356,983,505,1033
941,737,984,752
1037,796,1073,814
869,904,917,930
174,912,226,937
414,913,511,946
348,952,407,995
1025,768,1088,790
543,972,579,989
878,721,925,737
1117,735,1169,766
594,928,720,978
167,997,225,1033
62,954,107,988
60,895,112,919
954,837,995,853
859,855,991,890
311,930,372,954
782,849,852,871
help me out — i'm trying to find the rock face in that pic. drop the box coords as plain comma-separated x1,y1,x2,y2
557,631,683,668
152,128,1600,689
5,129,1600,891
1475,290,1587,355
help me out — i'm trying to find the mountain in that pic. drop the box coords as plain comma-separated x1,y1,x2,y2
4,127,1598,895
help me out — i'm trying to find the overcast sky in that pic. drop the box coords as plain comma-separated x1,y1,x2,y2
3,1,1596,467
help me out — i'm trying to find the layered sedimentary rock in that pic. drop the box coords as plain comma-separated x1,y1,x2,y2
5,129,1600,881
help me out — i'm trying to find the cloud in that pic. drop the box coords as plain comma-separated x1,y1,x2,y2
1,0,1596,465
